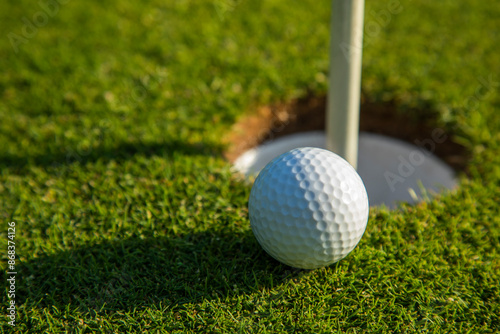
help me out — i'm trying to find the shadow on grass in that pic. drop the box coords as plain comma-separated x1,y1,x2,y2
0,139,224,173
15,228,298,313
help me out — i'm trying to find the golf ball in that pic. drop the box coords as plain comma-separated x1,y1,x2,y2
249,147,369,269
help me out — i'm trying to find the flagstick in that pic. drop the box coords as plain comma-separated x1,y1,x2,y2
326,0,365,169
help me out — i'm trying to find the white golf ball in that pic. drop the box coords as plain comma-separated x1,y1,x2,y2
249,147,369,269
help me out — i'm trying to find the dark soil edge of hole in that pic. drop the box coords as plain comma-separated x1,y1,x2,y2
224,95,469,172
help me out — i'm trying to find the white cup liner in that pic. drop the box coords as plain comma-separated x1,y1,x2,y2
234,131,457,208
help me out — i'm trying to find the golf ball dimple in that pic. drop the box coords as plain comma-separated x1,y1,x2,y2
248,147,369,269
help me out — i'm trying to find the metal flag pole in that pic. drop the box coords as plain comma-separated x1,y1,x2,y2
326,0,365,169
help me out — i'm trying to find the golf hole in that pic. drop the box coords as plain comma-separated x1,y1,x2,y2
225,95,469,208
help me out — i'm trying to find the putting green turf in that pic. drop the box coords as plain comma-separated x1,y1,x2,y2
1,0,499,332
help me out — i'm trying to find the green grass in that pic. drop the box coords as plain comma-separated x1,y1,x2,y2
1,0,499,332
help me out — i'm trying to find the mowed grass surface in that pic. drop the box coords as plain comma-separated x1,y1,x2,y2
1,0,499,332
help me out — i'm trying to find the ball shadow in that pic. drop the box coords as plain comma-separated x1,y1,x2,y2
14,228,299,312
